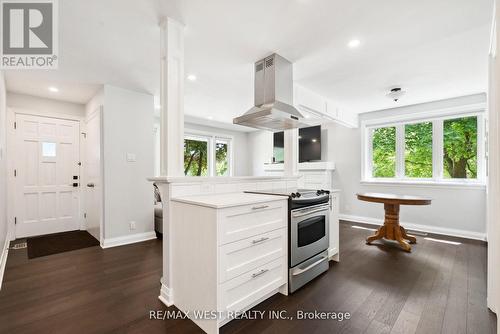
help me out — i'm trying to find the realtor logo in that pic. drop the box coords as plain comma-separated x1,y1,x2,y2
1,0,58,69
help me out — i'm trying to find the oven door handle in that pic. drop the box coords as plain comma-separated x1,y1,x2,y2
292,207,328,218
291,255,328,276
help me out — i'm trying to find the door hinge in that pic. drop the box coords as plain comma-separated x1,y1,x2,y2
14,217,17,225
84,213,87,219
14,169,16,177
14,121,16,129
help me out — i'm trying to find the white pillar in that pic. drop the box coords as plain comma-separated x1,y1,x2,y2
158,17,184,307
283,128,299,176
160,18,184,177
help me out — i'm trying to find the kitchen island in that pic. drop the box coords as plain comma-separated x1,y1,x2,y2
170,192,289,334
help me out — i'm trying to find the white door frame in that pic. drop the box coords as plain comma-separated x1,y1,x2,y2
6,108,85,240
83,106,105,245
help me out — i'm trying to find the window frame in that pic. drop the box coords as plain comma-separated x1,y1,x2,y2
184,129,233,177
362,108,486,187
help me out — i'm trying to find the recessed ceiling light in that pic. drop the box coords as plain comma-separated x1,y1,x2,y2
347,39,361,48
48,86,59,92
312,138,317,143
304,115,311,119
207,116,213,120
187,74,197,81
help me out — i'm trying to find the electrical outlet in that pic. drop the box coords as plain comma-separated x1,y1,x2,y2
129,221,136,230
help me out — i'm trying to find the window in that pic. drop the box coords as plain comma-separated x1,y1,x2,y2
215,139,229,176
42,142,56,157
372,127,396,177
405,122,432,178
184,136,209,176
183,133,232,177
364,113,484,184
443,116,477,179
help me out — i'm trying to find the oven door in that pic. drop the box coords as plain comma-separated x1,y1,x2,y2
290,204,329,267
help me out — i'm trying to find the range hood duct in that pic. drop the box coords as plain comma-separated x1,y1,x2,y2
233,54,305,131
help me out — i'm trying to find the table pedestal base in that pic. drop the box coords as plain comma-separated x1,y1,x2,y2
365,204,417,252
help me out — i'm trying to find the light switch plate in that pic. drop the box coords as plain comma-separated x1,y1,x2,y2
126,153,136,162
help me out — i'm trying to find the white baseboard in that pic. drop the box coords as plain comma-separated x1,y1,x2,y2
101,231,157,249
158,280,174,307
0,237,10,291
339,214,487,241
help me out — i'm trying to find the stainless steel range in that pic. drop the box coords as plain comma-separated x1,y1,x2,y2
245,189,331,293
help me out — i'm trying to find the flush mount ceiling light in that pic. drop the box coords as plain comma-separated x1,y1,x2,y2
48,86,59,92
187,74,197,81
207,116,213,120
347,39,361,48
386,87,406,102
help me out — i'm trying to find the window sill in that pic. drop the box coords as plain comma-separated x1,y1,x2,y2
360,179,486,190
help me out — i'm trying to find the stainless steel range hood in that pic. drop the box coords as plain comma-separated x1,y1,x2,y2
233,54,305,131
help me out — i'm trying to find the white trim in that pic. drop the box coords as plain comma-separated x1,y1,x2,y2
0,237,9,290
339,214,486,241
361,102,486,127
263,161,336,171
101,231,156,249
158,280,174,306
360,179,486,190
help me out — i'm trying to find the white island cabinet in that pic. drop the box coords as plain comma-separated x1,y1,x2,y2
170,193,289,334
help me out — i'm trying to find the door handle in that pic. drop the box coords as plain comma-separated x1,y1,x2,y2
292,206,328,218
291,256,328,276
251,205,269,210
251,237,269,244
87,183,95,188
251,269,269,279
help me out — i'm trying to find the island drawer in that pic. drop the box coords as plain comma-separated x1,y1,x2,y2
219,257,286,313
219,228,286,283
218,200,286,245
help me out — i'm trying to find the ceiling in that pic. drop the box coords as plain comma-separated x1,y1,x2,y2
4,0,493,129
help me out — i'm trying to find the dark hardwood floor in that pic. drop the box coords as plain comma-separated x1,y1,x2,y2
0,222,496,334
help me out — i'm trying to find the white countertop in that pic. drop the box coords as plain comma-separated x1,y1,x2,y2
171,192,288,209
147,175,300,184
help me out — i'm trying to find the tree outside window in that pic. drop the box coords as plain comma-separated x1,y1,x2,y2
405,122,433,178
184,138,208,176
372,126,396,177
215,140,229,176
443,116,477,179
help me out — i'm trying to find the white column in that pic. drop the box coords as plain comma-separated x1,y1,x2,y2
158,17,184,307
160,18,184,177
283,128,299,176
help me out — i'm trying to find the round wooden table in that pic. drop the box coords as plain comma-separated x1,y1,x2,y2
356,193,432,252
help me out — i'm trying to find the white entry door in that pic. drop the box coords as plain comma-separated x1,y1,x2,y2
14,114,81,238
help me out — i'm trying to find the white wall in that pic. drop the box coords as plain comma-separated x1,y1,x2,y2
248,130,273,176
0,71,8,288
7,92,85,118
102,85,154,240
